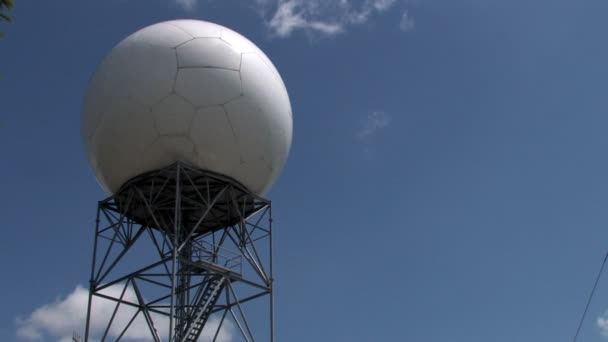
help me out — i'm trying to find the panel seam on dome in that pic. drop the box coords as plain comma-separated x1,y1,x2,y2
221,105,244,163
174,37,196,49
176,66,240,72
165,23,195,39
171,49,179,94
238,54,244,96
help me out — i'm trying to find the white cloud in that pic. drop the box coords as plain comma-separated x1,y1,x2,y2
169,0,412,38
399,10,415,32
16,284,233,342
373,0,398,11
263,0,399,37
359,111,391,138
175,0,197,11
599,312,608,337
268,1,343,37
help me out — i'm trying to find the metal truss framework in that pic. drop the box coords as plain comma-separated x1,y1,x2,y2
84,162,274,342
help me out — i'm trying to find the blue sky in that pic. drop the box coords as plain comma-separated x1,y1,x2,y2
2,0,608,341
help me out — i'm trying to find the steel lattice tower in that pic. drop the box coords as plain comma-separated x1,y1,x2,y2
84,162,274,341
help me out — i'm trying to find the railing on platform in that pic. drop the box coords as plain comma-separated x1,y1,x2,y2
191,239,243,275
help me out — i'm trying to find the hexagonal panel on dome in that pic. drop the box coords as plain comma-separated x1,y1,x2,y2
220,28,282,81
95,40,177,107
90,98,158,193
175,68,241,107
223,96,272,160
249,50,281,81
240,53,290,119
220,28,257,53
140,136,198,174
131,22,193,48
240,53,292,158
81,45,133,138
152,95,195,136
189,106,242,177
228,157,274,195
81,91,108,144
177,38,241,70
169,20,223,38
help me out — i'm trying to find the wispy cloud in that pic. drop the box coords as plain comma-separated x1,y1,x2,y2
175,0,197,11
170,0,413,38
359,111,391,139
265,0,398,37
358,110,391,157
399,10,415,32
267,1,343,37
16,284,232,342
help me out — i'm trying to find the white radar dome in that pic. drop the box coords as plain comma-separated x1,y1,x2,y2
81,20,293,195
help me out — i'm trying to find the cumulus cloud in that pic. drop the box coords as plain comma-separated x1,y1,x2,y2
359,111,391,138
262,0,399,37
399,10,415,32
16,284,232,342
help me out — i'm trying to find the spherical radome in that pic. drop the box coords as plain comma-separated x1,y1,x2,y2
81,20,293,195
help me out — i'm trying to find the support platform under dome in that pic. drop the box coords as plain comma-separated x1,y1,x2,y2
84,162,275,342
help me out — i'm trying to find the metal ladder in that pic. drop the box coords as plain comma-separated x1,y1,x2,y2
182,275,226,342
